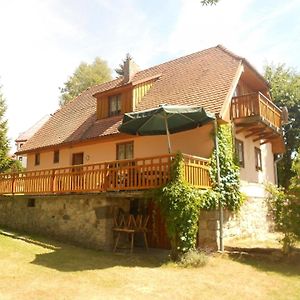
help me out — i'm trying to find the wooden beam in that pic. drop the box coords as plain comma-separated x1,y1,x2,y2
245,127,267,138
253,133,277,142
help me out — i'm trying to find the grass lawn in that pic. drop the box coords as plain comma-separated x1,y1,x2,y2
0,229,299,300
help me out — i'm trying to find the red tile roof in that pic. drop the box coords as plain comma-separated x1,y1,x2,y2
18,45,252,153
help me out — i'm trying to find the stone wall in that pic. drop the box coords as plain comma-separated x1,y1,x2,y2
0,193,134,250
0,189,272,251
198,195,272,250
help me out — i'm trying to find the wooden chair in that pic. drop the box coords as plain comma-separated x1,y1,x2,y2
113,214,149,253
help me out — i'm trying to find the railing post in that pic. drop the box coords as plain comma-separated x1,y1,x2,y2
11,173,15,195
51,169,55,193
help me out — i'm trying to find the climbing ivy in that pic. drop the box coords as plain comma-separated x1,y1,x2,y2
154,152,204,260
154,124,244,259
203,124,244,211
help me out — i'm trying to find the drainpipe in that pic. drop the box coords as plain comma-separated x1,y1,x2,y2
213,117,224,252
274,154,283,186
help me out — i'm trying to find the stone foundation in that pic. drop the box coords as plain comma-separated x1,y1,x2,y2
0,193,138,250
0,186,272,251
198,194,272,250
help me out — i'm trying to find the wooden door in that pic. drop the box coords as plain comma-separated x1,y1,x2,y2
147,201,171,249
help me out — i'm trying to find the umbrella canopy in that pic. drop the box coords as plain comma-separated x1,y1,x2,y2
118,104,215,153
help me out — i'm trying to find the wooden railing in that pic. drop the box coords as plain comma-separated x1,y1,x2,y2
231,92,282,129
0,154,211,196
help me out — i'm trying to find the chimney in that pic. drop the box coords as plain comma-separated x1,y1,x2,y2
123,57,140,83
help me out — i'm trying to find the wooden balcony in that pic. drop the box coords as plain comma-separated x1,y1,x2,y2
0,154,211,196
231,92,284,153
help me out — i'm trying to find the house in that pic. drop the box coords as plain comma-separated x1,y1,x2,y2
0,45,284,250
15,115,50,168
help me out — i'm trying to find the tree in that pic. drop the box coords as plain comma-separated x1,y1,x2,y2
59,57,112,106
201,0,219,5
264,64,300,188
114,53,132,77
0,84,14,172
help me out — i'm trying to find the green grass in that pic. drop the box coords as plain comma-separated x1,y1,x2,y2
0,229,299,300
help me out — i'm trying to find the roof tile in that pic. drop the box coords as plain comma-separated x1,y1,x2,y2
19,45,242,153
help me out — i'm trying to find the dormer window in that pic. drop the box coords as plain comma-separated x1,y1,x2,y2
109,94,121,116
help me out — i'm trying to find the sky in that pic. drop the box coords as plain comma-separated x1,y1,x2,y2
0,0,300,152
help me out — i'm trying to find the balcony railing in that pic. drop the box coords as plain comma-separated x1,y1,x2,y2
0,154,211,196
231,92,282,129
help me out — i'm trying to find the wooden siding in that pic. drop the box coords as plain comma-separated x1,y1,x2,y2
133,79,156,110
96,87,133,119
0,154,211,195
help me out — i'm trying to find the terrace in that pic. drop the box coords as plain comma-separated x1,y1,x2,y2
0,153,211,196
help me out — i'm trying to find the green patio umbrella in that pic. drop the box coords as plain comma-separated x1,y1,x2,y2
118,104,215,153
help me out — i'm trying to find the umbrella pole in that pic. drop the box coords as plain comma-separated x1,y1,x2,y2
164,115,172,154
214,118,224,252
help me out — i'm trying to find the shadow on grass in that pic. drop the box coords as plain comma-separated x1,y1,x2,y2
0,228,169,272
226,247,300,277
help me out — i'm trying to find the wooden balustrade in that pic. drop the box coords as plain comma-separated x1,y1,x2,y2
0,154,211,196
231,92,282,129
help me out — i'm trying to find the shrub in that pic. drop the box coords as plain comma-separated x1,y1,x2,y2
266,183,300,253
179,249,209,268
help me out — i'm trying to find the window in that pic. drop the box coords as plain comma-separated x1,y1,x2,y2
27,198,36,208
18,156,23,162
109,94,121,116
235,139,245,168
35,153,40,166
233,84,240,97
255,147,262,171
72,152,84,165
53,150,60,164
117,142,133,160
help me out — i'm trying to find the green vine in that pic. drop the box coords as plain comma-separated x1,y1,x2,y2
153,124,244,259
202,124,244,211
154,152,204,260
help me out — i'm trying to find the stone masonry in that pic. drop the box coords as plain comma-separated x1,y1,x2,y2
0,193,134,250
198,195,272,250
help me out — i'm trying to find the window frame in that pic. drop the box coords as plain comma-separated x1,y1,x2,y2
34,153,40,166
109,94,121,117
235,139,245,168
116,141,134,160
254,147,262,171
53,150,60,164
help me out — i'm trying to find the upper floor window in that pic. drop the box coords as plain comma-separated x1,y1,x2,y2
235,139,245,168
233,84,240,97
117,141,133,160
109,94,121,117
35,153,40,166
255,147,262,171
53,150,60,164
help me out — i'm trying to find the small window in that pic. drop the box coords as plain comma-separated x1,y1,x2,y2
35,153,40,166
117,142,133,160
235,139,245,168
18,156,23,162
27,198,36,207
255,147,262,171
109,94,121,116
53,150,60,164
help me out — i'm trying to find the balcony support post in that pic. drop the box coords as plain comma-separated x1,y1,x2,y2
213,118,224,252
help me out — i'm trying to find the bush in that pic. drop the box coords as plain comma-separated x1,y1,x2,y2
179,249,209,268
266,183,300,253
